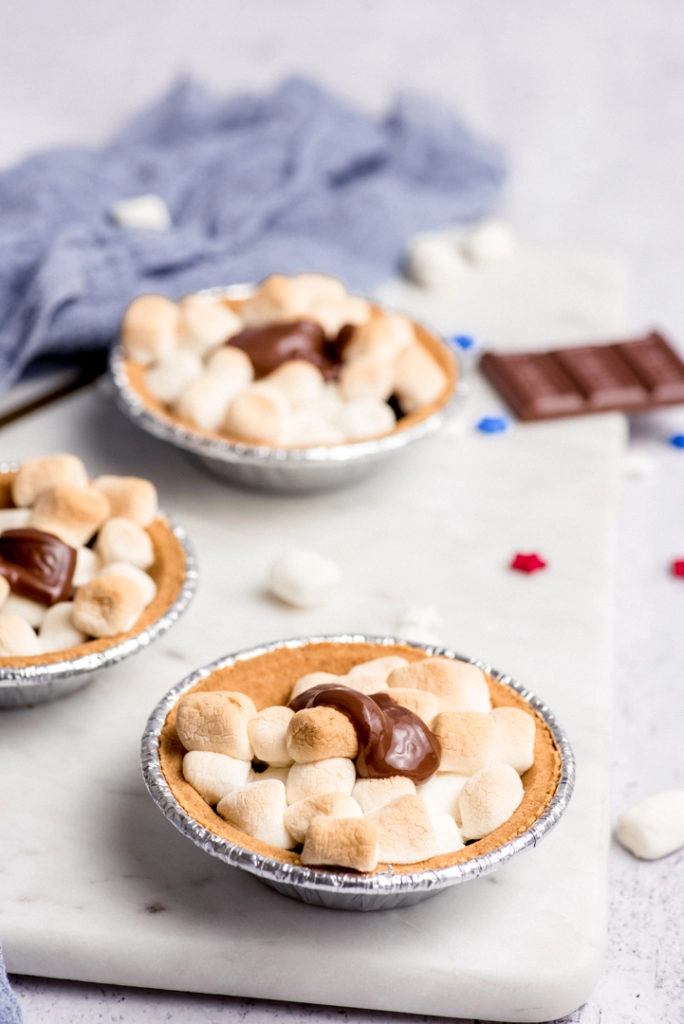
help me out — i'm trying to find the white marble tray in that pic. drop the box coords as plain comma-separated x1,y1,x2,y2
0,247,625,1023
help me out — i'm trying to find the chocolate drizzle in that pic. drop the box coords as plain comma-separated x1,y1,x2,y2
0,527,77,605
289,683,441,784
226,320,342,380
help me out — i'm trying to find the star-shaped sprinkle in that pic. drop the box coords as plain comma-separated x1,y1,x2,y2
510,552,547,574
671,559,684,578
476,415,509,434
450,334,477,351
669,434,684,449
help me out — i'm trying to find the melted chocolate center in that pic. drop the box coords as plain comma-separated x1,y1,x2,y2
0,527,77,605
288,683,441,784
226,320,341,379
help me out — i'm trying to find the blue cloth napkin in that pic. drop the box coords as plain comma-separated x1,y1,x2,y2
0,946,21,1023
0,77,505,390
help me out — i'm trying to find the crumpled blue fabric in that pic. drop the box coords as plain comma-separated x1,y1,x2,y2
0,76,505,389
0,945,21,1024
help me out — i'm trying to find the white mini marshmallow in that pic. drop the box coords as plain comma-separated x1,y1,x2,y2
248,765,290,786
268,547,341,609
278,410,346,447
38,602,88,653
205,344,254,386
616,790,684,860
394,605,443,645
0,508,31,531
217,779,295,849
263,360,325,410
95,517,155,570
286,757,356,805
96,562,156,607
393,342,447,415
0,577,9,608
406,232,467,292
417,772,468,822
72,547,102,587
2,593,46,629
177,296,242,356
338,356,394,403
222,385,289,444
459,763,524,841
182,750,251,805
335,398,396,441
0,613,41,657
145,349,204,404
247,706,295,767
175,371,245,433
461,218,517,265
430,811,465,855
111,194,171,231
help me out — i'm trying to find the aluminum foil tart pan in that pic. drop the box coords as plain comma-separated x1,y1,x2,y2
141,634,575,911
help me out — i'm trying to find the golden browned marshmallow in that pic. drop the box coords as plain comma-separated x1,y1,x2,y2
11,454,89,508
262,360,325,410
290,671,340,700
368,794,439,863
71,574,146,638
383,687,438,725
286,706,359,764
0,577,9,608
205,344,254,386
458,763,524,840
121,294,179,365
0,613,41,657
96,562,157,607
338,356,394,403
175,691,256,760
239,275,300,327
174,371,245,432
286,757,356,805
352,776,416,814
222,385,289,444
144,349,204,404
432,711,496,775
217,779,294,849
72,547,102,587
247,705,295,767
393,341,447,414
309,295,370,337
182,750,251,805
342,312,414,364
301,815,379,872
490,706,536,774
38,602,87,654
284,791,363,844
387,657,491,713
348,656,408,688
29,484,110,548
93,476,158,526
289,273,347,305
177,295,242,355
335,398,396,441
94,517,155,570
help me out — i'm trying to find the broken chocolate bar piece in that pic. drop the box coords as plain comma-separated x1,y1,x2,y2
480,331,684,421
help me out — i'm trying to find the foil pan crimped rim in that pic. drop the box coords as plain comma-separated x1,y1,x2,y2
141,634,575,901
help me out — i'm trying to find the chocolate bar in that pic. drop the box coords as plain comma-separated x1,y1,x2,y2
479,331,684,421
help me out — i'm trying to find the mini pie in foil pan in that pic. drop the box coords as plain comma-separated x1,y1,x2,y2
141,634,575,911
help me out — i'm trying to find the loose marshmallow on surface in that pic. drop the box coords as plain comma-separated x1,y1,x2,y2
95,517,155,570
368,794,439,864
93,476,159,527
268,547,341,609
72,547,102,587
217,778,294,850
11,454,88,508
406,232,467,292
111,194,171,231
144,349,204,405
2,593,46,629
461,218,517,265
72,575,146,638
174,372,244,433
284,792,363,844
286,706,359,764
177,295,242,356
387,657,491,713
616,790,684,860
29,484,110,548
121,294,179,366
39,602,88,654
286,757,356,805
222,385,289,444
352,776,416,814
393,342,447,415
247,705,294,767
459,763,524,840
335,398,396,441
175,691,256,760
301,815,379,872
182,750,251,806
96,562,157,607
289,671,340,700
0,614,41,657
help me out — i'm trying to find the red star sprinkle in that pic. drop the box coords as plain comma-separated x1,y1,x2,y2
671,559,684,578
510,552,547,574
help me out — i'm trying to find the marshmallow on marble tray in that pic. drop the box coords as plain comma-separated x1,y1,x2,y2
279,410,346,448
93,476,159,527
11,454,88,508
175,691,256,761
94,517,155,570
72,575,146,638
384,687,438,725
352,776,416,814
431,811,465,855
290,671,340,700
268,547,341,610
368,794,439,864
38,602,87,654
417,771,468,821
458,763,524,840
96,562,156,607
616,790,684,860
393,342,447,415
335,398,396,441
72,547,102,587
2,593,46,629
0,508,31,533
0,613,41,657
144,349,204,405
341,313,414,364
29,484,110,549
263,360,325,410
174,371,245,433
406,232,467,292
286,706,359,764
222,385,289,444
284,791,363,844
111,194,171,231
461,218,517,266
387,657,491,714
0,577,9,608
217,778,295,849
301,815,379,872
182,750,252,806
121,294,179,366
286,757,356,805
177,295,242,356
338,356,394,403
247,705,294,767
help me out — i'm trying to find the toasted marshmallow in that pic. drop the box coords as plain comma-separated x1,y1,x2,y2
175,371,244,433
352,776,416,814
385,687,438,725
144,349,203,405
342,313,414,364
240,275,300,327
268,547,341,609
284,792,363,844
96,562,156,607
2,593,46,629
72,575,146,638
178,295,242,356
217,778,294,849
111,194,171,230
30,484,110,548
0,508,31,532
461,218,517,265
247,705,294,767
290,671,340,700
387,658,491,713
38,602,87,654
0,577,9,608
286,706,359,764
175,691,256,760
616,790,684,860
432,712,497,775
278,410,346,447
417,772,468,821
338,356,394,403
368,794,438,864
286,757,356,805
301,815,379,872
93,476,159,527
72,546,102,587
348,656,408,688
335,398,396,441
121,294,179,365
182,750,251,805
94,517,155,570
459,763,524,840
205,344,254,386
310,295,370,336
406,232,467,292
430,811,465,855
393,342,447,414
0,613,41,657
263,360,325,410
289,273,348,305
489,706,536,774
222,385,289,444
11,454,88,508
